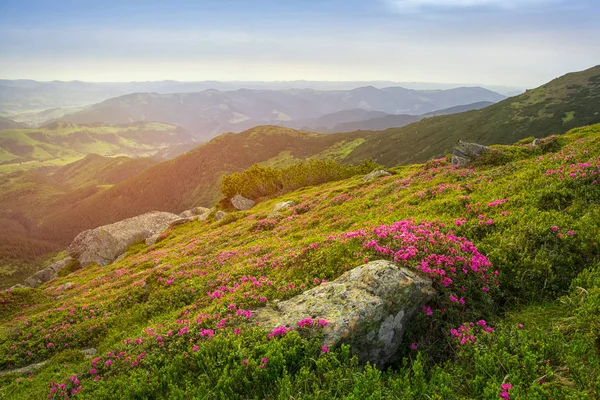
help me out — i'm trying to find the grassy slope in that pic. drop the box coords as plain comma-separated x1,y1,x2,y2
1,124,599,399
38,127,374,243
0,156,158,288
0,117,28,130
347,65,600,166
0,121,191,172
51,154,157,190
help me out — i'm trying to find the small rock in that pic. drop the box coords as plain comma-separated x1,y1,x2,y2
58,282,74,291
0,361,47,376
179,207,211,218
196,210,212,221
267,212,284,219
48,257,75,274
532,138,541,147
363,170,391,182
215,211,227,221
231,194,256,211
24,267,57,288
273,201,295,212
451,140,490,166
83,348,97,358
9,284,29,290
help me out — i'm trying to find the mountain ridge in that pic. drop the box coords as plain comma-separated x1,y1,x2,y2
59,86,505,139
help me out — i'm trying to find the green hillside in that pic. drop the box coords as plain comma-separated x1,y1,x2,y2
347,65,600,166
0,155,157,288
37,126,375,243
0,121,193,172
0,117,28,130
2,124,600,398
52,154,157,190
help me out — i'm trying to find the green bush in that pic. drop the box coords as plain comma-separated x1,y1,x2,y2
221,159,380,200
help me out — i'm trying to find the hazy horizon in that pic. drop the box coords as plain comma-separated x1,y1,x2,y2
1,0,599,87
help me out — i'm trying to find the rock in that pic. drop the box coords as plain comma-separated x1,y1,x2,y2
231,194,255,211
267,211,284,219
196,210,212,221
0,348,97,376
254,260,435,367
145,234,161,246
214,211,227,221
22,257,76,288
67,211,186,267
24,267,57,288
9,284,29,290
48,257,75,274
532,138,541,147
363,170,391,182
83,348,97,358
58,282,74,291
0,361,47,376
451,140,490,166
273,201,295,212
179,207,211,219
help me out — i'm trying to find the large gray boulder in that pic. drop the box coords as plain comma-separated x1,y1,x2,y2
67,212,186,266
452,140,490,166
364,170,391,182
23,257,74,288
231,194,255,211
254,260,435,367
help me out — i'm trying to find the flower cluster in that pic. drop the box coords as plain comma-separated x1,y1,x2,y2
450,320,494,345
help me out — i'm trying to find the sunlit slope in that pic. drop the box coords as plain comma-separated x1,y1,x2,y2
1,124,600,398
348,65,600,166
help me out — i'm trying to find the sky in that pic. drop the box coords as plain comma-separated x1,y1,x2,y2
0,0,598,88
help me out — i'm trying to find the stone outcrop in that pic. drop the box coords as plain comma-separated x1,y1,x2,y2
254,260,435,367
0,348,97,376
214,211,227,221
363,170,391,182
451,140,490,166
23,257,75,288
268,201,295,218
67,212,186,266
231,194,255,211
273,201,295,212
179,207,212,220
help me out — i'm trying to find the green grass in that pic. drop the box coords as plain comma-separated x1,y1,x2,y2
1,124,600,398
345,65,600,167
563,111,576,123
0,122,191,172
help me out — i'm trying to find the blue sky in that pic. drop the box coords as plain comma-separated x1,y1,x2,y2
0,0,598,87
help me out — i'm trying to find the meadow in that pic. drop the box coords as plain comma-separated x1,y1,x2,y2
1,124,600,399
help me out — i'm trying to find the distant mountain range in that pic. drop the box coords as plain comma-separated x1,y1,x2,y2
58,86,505,139
294,101,495,133
0,79,521,115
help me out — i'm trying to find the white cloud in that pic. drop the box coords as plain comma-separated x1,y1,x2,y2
384,0,559,12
